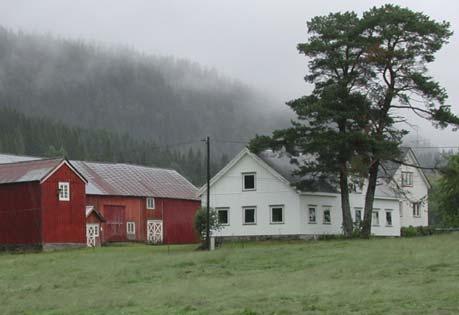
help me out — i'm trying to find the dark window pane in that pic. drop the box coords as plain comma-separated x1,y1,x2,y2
218,210,228,224
272,207,283,223
323,210,331,224
244,174,255,190
244,208,255,223
386,211,392,226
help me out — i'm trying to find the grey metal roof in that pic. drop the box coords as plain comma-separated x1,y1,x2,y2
0,158,64,184
256,150,337,193
0,153,41,164
71,161,199,200
0,153,199,200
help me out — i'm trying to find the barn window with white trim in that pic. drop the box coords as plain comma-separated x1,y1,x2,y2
58,182,70,201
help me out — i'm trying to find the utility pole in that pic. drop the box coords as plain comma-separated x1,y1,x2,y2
203,136,211,250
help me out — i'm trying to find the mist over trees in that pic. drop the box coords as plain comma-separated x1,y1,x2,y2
0,26,288,158
0,107,228,185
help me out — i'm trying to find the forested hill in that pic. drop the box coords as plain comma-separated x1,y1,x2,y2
0,27,288,156
0,107,226,185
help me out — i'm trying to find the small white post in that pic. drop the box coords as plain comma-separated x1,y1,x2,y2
210,236,215,251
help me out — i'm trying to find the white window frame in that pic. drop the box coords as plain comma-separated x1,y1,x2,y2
402,171,413,187
58,182,70,201
372,209,380,226
322,206,332,225
146,197,155,210
242,172,256,191
412,202,421,217
127,221,136,234
242,206,257,225
385,209,393,227
270,205,284,224
216,207,230,226
308,206,317,224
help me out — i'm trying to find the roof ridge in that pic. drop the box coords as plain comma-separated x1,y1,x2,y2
0,157,63,166
74,160,178,172
0,152,43,159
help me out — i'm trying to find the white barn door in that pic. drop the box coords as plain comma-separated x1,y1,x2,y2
147,220,163,244
86,224,100,247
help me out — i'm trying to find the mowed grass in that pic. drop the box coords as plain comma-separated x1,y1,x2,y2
1,234,459,315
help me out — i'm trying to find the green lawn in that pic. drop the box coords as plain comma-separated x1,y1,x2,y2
1,234,459,315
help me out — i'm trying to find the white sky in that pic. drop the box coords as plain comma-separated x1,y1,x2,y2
1,0,458,147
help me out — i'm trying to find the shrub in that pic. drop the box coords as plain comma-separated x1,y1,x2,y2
401,225,435,237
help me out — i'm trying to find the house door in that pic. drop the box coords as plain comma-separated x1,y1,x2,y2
86,224,100,247
147,220,163,244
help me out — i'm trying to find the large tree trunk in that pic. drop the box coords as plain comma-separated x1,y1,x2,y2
339,165,353,238
361,160,380,238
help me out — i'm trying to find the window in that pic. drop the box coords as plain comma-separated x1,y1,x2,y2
354,208,362,224
385,210,393,226
146,197,155,209
308,206,317,224
242,173,256,191
323,207,331,224
243,207,256,224
412,202,421,217
270,205,284,224
402,172,413,186
217,208,229,225
58,182,70,201
127,222,136,234
372,210,380,226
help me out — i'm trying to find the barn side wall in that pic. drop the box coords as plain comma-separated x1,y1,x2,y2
41,164,86,245
149,198,200,244
0,182,42,248
87,195,145,243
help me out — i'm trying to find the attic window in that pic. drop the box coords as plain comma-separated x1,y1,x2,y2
402,172,413,186
146,197,155,209
58,182,70,201
242,173,256,191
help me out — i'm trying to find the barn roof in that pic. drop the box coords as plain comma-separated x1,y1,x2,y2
0,153,41,164
0,158,86,185
71,161,199,200
0,153,199,200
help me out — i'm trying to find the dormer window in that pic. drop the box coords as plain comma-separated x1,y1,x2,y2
242,172,256,191
402,172,413,186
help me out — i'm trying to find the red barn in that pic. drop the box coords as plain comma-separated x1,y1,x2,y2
71,161,201,245
0,159,87,250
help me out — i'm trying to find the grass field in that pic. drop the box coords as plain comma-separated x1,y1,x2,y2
1,234,459,315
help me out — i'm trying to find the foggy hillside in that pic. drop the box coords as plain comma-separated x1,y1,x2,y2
0,27,289,157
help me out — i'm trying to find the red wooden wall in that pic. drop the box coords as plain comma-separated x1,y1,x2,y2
0,182,42,245
86,195,144,243
146,198,200,244
88,195,200,244
41,163,86,244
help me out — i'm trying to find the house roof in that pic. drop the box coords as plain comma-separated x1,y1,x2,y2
0,158,87,185
70,161,199,200
201,147,428,198
256,150,337,193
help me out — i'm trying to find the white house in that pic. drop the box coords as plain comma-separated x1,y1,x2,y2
200,147,430,239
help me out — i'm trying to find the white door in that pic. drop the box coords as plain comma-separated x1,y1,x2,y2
147,220,163,244
86,223,100,247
